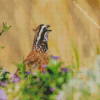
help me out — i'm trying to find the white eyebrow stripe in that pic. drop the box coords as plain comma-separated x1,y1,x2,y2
36,25,46,45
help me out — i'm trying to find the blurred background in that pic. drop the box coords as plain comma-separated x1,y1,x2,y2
0,0,100,73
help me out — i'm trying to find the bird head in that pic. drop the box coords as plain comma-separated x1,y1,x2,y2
32,24,52,52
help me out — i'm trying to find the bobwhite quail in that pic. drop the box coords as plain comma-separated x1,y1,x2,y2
24,24,52,72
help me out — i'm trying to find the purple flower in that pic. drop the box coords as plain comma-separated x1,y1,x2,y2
32,72,36,76
43,71,47,74
36,78,40,81
0,82,6,87
0,89,7,100
13,99,18,100
1,76,4,78
29,85,32,88
43,64,47,68
56,94,62,100
2,69,6,74
11,74,18,78
61,68,68,73
25,77,27,79
8,80,11,83
26,71,31,76
50,87,54,92
51,55,60,60
13,77,20,83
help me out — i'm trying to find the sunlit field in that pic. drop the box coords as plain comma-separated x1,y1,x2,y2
0,23,100,100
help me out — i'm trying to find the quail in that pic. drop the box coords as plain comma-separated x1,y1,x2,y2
23,24,52,72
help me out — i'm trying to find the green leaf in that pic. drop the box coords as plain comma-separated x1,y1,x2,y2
0,46,5,49
47,59,61,75
56,77,64,84
13,61,25,79
4,72,10,79
0,22,11,36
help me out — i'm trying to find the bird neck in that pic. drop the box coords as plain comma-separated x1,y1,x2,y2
32,42,48,53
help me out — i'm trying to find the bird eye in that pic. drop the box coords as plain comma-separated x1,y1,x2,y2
44,28,47,30
43,28,47,33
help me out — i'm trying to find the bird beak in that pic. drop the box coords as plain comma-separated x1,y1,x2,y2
47,30,52,32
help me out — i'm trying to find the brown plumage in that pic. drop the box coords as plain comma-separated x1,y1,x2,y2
23,24,52,72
